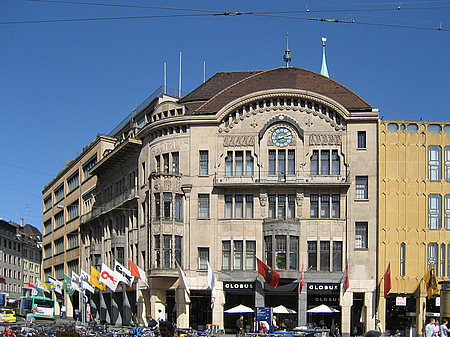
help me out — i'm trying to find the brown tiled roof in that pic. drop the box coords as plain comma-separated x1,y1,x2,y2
183,67,372,113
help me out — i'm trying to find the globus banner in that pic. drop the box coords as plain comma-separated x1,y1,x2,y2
223,281,254,291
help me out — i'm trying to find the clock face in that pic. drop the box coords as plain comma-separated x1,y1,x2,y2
271,127,293,147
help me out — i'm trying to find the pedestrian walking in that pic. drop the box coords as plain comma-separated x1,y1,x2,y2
236,315,244,336
426,319,436,337
74,308,80,322
440,320,449,337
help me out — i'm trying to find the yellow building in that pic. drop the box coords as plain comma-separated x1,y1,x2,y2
378,121,450,335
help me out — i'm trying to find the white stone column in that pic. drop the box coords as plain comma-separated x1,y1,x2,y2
175,288,190,328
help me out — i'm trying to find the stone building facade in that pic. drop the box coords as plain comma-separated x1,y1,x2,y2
75,67,379,335
378,121,450,335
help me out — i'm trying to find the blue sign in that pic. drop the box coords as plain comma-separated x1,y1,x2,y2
256,307,272,321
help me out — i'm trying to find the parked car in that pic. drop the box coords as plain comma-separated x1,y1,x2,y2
0,307,17,323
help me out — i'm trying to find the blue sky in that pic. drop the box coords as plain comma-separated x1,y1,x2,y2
1,0,449,229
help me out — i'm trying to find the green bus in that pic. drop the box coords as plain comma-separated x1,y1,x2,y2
18,296,55,319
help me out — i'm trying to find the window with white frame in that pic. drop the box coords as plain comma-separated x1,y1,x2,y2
199,150,209,175
428,146,442,181
83,155,97,181
198,194,210,219
222,241,231,270
355,176,368,199
428,194,442,229
355,222,368,249
198,247,209,270
400,243,406,277
445,146,450,181
445,195,450,230
427,242,438,274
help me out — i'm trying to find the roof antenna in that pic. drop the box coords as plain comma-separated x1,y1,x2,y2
203,59,206,83
320,37,329,77
283,32,292,68
178,51,182,97
163,61,167,94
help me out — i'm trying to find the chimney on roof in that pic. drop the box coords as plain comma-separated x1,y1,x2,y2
283,32,292,68
20,218,23,227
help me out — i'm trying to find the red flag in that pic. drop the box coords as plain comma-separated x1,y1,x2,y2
299,263,305,294
343,262,349,293
256,257,279,288
384,262,391,298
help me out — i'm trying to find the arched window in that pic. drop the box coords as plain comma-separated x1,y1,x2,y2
400,243,406,277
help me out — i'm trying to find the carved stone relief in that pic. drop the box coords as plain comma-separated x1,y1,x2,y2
260,193,267,207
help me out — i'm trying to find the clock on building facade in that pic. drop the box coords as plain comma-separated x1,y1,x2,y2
271,127,293,147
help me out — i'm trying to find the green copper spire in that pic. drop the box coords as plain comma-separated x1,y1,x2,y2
320,37,329,78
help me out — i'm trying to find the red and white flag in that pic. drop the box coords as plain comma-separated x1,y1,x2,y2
384,262,391,298
100,263,120,292
128,258,148,287
342,262,350,294
256,257,280,288
299,263,306,294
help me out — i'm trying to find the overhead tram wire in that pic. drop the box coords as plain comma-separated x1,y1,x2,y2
253,13,449,31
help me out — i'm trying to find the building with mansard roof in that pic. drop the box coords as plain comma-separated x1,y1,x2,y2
75,66,379,335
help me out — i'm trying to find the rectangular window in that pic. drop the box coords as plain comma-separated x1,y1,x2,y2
288,150,295,175
333,241,342,272
355,222,368,249
141,161,146,185
225,195,233,218
278,150,286,176
163,153,170,173
83,155,97,180
154,193,161,220
44,219,52,235
320,241,330,271
235,195,244,218
198,247,209,270
44,244,51,259
67,171,79,192
154,235,160,268
246,151,254,176
357,131,367,149
225,151,233,176
67,201,79,221
54,237,64,255
269,150,276,175
235,151,244,176
175,194,183,222
289,236,299,270
163,235,172,268
275,235,287,270
309,150,318,176
332,150,340,175
245,195,254,219
448,244,450,278
320,195,330,218
268,195,276,219
427,242,438,274
55,211,64,228
265,236,273,267
356,176,368,199
222,241,231,270
156,155,161,173
54,184,64,202
172,152,179,174
55,264,64,280
175,236,182,266
331,194,340,218
444,195,450,230
440,244,446,277
308,241,317,271
246,241,256,270
44,196,52,212
288,195,295,219
428,194,442,229
445,146,450,181
234,241,243,270
163,193,172,220
400,243,406,277
67,231,78,249
198,194,210,219
321,150,330,175
278,195,286,220
428,146,442,181
310,194,319,218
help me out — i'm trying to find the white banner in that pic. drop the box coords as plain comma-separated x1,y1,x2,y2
100,264,120,292
80,269,95,294
48,276,63,294
113,260,134,286
71,271,82,292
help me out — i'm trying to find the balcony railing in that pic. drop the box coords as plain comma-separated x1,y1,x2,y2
81,187,137,223
213,169,349,186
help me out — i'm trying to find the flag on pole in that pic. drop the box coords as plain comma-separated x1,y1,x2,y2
63,274,76,296
89,267,106,291
299,263,306,294
425,265,440,299
38,280,51,293
100,263,120,292
383,262,392,298
80,269,95,294
256,257,279,288
342,262,350,294
128,259,149,287
113,260,134,286
71,271,82,292
207,261,216,308
48,276,63,294
176,261,190,295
